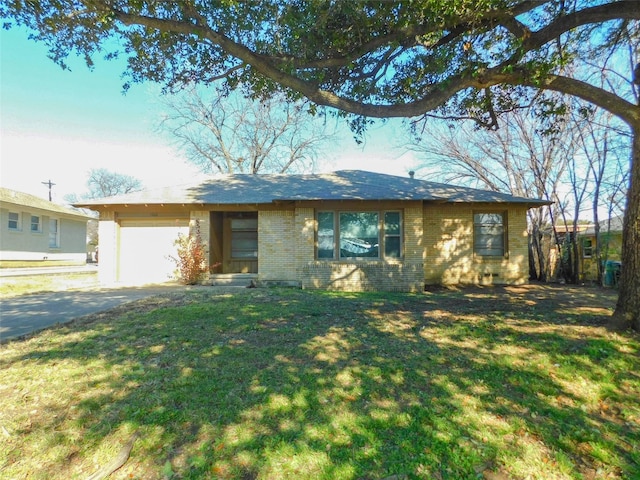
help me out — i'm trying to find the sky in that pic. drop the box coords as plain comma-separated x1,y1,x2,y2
0,26,419,205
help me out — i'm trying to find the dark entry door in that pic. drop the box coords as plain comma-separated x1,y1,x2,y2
223,212,258,273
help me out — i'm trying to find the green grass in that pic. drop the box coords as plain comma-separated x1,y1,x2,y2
0,285,638,479
0,272,99,297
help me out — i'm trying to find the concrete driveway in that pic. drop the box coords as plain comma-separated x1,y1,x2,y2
0,284,185,341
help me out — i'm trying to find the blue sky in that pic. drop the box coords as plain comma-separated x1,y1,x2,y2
1,26,417,203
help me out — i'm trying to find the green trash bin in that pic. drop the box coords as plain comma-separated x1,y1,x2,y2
604,261,622,287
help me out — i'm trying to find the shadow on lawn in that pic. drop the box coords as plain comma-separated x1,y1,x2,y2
3,285,638,479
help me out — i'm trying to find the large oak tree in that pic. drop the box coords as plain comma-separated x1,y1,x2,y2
3,0,638,329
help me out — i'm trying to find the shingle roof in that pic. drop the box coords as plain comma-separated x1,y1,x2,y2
0,187,92,219
74,170,550,207
584,215,624,234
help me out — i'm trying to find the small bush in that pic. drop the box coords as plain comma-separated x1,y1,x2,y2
170,220,208,285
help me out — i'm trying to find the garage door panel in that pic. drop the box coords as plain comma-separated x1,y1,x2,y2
118,220,189,284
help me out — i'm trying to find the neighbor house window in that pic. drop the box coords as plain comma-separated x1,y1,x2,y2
317,210,402,260
474,212,506,256
49,218,59,248
8,212,20,230
231,217,257,258
583,238,593,258
31,215,41,232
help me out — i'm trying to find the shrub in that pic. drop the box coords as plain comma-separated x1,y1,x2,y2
170,220,208,285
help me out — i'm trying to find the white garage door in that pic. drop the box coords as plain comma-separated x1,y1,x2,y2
118,219,190,285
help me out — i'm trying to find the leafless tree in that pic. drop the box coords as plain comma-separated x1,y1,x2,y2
159,86,335,175
570,106,630,284
86,168,142,198
408,108,571,282
411,99,630,285
65,169,143,259
557,141,591,284
65,168,143,205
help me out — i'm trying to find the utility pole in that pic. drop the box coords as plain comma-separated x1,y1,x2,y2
41,180,56,201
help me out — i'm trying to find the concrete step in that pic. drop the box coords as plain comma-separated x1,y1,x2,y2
206,274,258,287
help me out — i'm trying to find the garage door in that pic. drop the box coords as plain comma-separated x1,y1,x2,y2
118,219,190,285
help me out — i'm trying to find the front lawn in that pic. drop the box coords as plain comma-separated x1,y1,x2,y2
1,284,638,479
0,271,99,298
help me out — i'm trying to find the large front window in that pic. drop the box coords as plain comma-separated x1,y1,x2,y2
473,212,505,256
340,212,379,258
317,210,402,260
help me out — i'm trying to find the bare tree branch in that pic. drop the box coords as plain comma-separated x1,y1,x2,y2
159,86,335,174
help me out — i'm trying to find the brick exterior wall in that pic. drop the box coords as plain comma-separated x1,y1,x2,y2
258,210,296,281
294,207,316,278
423,203,529,285
98,202,532,290
301,262,424,291
256,206,425,291
248,202,530,290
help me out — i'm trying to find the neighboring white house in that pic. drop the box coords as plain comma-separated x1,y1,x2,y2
0,187,92,267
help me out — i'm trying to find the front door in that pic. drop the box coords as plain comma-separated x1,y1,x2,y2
222,212,258,273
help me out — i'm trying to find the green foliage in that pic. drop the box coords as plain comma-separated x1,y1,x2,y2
3,0,637,123
170,219,208,285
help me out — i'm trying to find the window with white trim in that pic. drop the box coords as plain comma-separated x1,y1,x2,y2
49,218,60,248
583,238,593,258
317,210,402,260
8,212,20,230
473,212,506,256
31,215,41,232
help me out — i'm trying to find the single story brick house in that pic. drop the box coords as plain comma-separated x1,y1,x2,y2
0,187,92,267
75,170,549,290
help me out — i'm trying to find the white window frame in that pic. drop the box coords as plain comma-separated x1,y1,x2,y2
31,215,42,233
8,211,21,231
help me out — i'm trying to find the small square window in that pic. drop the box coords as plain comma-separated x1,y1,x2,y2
8,212,20,230
31,215,41,232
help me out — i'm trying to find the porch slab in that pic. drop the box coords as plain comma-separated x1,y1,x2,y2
206,273,258,287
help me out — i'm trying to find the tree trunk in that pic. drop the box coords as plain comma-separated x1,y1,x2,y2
530,225,547,282
528,239,537,280
592,182,603,285
612,127,640,331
